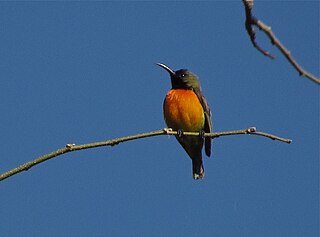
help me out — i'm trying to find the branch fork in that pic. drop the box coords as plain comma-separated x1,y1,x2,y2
242,0,319,84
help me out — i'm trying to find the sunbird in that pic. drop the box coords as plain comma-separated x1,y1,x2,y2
158,63,213,179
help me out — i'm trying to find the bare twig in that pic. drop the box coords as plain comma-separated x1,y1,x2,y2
0,127,291,182
242,0,320,85
164,127,291,143
243,0,274,59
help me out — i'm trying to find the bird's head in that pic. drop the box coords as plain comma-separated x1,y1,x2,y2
157,63,201,91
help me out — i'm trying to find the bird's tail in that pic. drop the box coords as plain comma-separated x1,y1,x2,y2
192,158,205,180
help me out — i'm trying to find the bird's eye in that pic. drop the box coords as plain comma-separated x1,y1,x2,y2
180,74,185,78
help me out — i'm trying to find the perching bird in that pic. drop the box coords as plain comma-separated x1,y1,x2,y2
157,63,212,180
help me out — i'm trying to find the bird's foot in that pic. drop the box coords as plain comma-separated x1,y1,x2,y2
199,130,205,139
177,129,184,138
163,128,173,134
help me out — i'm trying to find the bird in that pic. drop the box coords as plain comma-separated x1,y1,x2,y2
157,63,212,180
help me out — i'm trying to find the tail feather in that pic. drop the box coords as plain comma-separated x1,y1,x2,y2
192,158,205,180
176,136,205,180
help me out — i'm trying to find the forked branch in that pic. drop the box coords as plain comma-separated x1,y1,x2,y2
242,0,320,84
0,127,291,182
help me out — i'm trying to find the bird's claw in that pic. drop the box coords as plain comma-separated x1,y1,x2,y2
199,130,205,139
163,128,173,134
177,129,184,137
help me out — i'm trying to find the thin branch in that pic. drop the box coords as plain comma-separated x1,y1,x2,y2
243,0,274,59
0,127,291,182
242,0,320,85
164,127,292,144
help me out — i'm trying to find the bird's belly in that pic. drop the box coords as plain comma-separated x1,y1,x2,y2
164,89,205,132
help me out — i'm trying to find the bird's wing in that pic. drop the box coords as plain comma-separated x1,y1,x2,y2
194,90,213,157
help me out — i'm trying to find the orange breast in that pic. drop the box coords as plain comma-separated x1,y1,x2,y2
164,89,205,132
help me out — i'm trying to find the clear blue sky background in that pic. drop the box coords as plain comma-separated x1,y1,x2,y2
1,1,318,236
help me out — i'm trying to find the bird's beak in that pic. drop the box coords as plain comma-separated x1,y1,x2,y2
156,63,175,76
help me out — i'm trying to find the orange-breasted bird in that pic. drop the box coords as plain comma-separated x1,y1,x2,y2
157,63,212,180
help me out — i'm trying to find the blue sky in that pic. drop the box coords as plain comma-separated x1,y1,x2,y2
0,1,318,236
